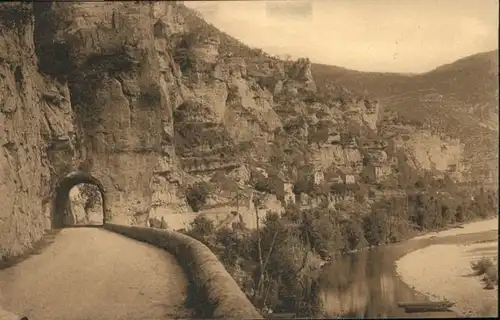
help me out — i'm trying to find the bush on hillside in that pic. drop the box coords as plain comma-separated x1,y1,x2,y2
341,219,368,252
308,127,330,147
249,171,274,194
186,181,212,212
149,216,169,230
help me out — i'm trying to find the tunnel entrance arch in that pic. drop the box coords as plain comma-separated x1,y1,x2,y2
53,171,108,228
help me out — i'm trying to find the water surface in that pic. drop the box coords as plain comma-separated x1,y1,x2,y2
319,230,498,318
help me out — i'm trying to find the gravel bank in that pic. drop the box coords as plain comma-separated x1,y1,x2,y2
396,217,499,317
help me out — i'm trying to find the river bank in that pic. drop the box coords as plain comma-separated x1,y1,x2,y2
395,217,498,317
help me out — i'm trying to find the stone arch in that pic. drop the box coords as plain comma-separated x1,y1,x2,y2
52,171,108,228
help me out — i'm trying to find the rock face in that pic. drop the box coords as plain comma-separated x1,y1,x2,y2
1,2,183,258
1,3,54,257
173,100,238,173
35,2,171,226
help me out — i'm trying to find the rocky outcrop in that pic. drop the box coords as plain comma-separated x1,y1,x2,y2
285,58,317,93
173,100,239,173
393,130,466,180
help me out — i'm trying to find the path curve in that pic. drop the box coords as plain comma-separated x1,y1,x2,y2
0,228,194,320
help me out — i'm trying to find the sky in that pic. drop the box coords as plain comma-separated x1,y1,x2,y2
184,0,499,73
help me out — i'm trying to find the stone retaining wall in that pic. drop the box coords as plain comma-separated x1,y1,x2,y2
103,223,262,319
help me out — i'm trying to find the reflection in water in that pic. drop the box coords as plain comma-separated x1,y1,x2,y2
320,248,414,318
319,230,498,318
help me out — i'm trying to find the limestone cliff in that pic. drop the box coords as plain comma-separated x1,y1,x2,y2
1,3,55,256
1,2,183,258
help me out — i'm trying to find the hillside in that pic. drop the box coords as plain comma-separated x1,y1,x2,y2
312,51,499,183
153,3,499,222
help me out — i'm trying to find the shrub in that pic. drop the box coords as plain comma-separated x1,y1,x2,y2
254,178,273,194
176,49,195,73
471,257,498,289
250,172,273,194
308,127,329,146
184,215,216,246
483,265,499,289
471,257,495,276
186,182,211,212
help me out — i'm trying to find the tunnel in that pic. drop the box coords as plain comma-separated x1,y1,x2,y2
52,171,107,228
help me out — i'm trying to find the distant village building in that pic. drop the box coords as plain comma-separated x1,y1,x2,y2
325,167,356,185
362,163,392,183
345,174,355,184
313,170,324,185
329,171,344,184
298,193,310,206
283,182,295,205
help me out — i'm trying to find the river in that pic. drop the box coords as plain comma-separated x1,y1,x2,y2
318,229,498,318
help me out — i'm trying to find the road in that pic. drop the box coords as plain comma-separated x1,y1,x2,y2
0,228,194,320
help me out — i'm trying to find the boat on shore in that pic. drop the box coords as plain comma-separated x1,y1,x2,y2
397,300,456,313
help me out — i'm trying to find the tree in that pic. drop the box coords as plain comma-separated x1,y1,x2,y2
293,167,314,195
258,211,323,317
184,215,216,247
251,191,266,305
250,171,273,194
186,182,212,212
363,210,389,246
341,220,367,252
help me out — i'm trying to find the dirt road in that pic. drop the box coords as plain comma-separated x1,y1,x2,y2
0,228,194,320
